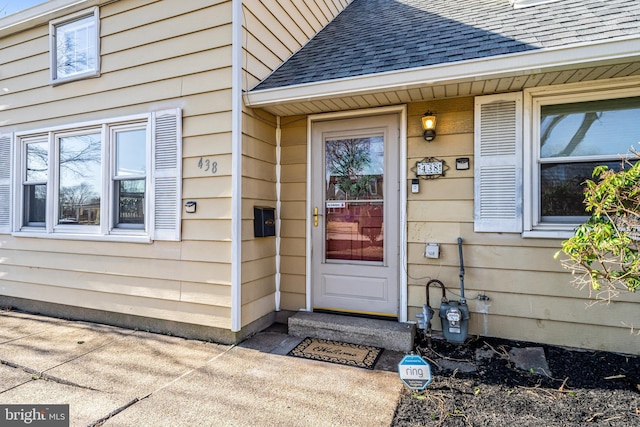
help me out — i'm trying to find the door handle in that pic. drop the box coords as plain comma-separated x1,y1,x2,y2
313,207,320,227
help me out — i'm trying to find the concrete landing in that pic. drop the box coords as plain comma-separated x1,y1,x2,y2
288,312,415,353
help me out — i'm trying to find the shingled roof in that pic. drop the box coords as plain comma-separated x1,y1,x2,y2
253,0,640,91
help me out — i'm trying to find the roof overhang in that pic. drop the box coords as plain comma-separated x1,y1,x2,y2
244,36,640,116
0,0,118,39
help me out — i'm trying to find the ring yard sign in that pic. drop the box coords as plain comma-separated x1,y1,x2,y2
398,354,432,390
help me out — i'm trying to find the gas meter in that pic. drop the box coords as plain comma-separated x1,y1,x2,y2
416,238,471,344
439,300,469,343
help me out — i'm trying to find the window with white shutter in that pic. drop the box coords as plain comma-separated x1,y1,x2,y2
11,109,182,242
0,134,12,234
524,86,640,237
152,110,182,241
474,93,523,233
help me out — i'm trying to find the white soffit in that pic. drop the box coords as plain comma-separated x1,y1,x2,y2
244,36,640,113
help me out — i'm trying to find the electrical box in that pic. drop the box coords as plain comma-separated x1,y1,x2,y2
254,206,276,237
425,243,439,259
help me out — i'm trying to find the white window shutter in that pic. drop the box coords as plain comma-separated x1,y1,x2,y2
152,109,182,241
0,134,12,234
474,93,523,233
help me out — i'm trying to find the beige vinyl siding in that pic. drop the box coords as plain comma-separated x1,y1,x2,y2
277,116,308,311
0,1,235,330
406,97,639,355
240,108,278,326
242,0,351,89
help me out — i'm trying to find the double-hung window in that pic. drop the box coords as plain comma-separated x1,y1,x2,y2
50,8,100,83
23,138,49,227
474,85,640,238
10,110,181,242
534,94,640,232
112,126,147,229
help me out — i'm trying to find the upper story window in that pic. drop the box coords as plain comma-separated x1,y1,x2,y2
50,8,100,84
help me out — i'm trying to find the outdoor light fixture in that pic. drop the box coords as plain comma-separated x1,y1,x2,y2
421,111,437,142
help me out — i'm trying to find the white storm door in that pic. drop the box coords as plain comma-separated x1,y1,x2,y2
311,114,400,317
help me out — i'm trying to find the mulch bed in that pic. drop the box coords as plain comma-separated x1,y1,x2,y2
391,334,640,427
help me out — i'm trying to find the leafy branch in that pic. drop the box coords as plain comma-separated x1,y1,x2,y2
555,156,640,303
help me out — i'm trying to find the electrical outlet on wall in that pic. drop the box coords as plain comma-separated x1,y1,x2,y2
425,243,439,259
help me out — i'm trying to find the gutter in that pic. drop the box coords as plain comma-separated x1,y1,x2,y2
231,0,242,332
275,116,281,311
243,36,640,108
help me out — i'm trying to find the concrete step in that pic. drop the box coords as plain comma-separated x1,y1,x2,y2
288,312,415,353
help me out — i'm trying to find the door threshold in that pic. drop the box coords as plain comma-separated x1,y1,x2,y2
313,308,398,322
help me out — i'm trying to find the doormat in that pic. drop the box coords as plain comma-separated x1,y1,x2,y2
287,337,382,370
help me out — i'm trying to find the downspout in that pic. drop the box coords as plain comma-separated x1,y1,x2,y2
231,0,242,332
275,116,282,310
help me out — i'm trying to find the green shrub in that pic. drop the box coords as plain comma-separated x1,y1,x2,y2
555,158,640,301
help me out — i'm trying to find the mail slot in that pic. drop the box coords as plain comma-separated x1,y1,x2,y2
254,206,276,237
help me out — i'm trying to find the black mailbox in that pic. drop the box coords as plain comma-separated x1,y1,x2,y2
254,206,276,237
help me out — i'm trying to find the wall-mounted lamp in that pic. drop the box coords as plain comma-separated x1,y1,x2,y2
421,111,437,142
185,201,197,213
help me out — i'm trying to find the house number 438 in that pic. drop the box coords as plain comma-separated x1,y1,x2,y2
198,157,218,174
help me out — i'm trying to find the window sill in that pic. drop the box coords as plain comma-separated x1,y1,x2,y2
522,230,575,240
12,230,152,244
50,71,100,86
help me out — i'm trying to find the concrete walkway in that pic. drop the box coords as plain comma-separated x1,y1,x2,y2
0,310,404,426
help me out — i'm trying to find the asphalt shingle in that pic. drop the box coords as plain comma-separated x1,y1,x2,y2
253,0,640,90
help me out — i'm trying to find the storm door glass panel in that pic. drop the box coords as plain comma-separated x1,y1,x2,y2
114,128,146,227
325,136,384,262
24,141,48,226
58,133,101,225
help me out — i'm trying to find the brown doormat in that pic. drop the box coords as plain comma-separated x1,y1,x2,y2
288,337,382,369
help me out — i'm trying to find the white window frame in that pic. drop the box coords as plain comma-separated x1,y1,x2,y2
12,110,182,243
523,81,640,238
49,7,100,84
